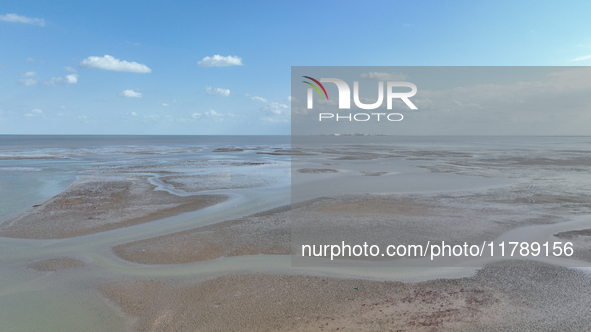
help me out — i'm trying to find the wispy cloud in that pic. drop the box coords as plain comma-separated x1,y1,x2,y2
261,102,289,115
159,103,169,107
22,71,37,77
206,86,230,96
19,78,37,86
0,13,45,26
190,110,224,121
570,55,591,61
250,96,267,102
360,72,407,80
25,109,45,117
197,55,243,67
80,55,152,73
205,110,223,117
44,74,78,86
119,89,143,98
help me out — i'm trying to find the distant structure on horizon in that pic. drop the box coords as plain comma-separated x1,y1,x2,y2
321,133,386,136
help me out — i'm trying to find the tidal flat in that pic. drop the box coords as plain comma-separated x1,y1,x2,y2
1,136,591,331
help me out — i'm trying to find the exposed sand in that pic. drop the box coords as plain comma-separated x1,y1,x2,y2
88,160,273,175
212,147,244,152
113,192,569,265
299,168,338,174
100,261,591,331
0,176,226,239
28,257,85,271
555,228,591,262
291,193,568,262
361,171,388,176
112,197,437,266
316,198,430,216
113,208,290,264
159,172,273,192
257,149,313,156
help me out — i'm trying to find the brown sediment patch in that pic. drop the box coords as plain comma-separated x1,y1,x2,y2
298,168,338,174
0,177,226,239
28,257,85,271
100,261,589,332
113,212,290,264
316,198,429,215
90,160,271,174
212,147,243,152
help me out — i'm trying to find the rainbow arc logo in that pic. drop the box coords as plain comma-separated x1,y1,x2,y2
302,76,328,100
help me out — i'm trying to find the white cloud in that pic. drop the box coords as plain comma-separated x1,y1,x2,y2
119,89,143,98
250,96,267,102
0,14,45,26
197,55,243,67
80,55,152,73
205,110,223,117
65,74,78,83
360,72,407,80
19,78,37,86
570,55,591,61
130,112,138,116
286,96,293,102
64,66,77,73
43,74,78,86
257,100,291,124
22,71,37,77
191,112,201,119
206,86,230,96
25,109,45,117
159,103,169,107
44,77,63,86
262,102,289,115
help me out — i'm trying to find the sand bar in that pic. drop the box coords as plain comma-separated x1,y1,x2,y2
0,176,226,239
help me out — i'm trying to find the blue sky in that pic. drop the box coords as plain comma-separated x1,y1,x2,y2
1,0,590,135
